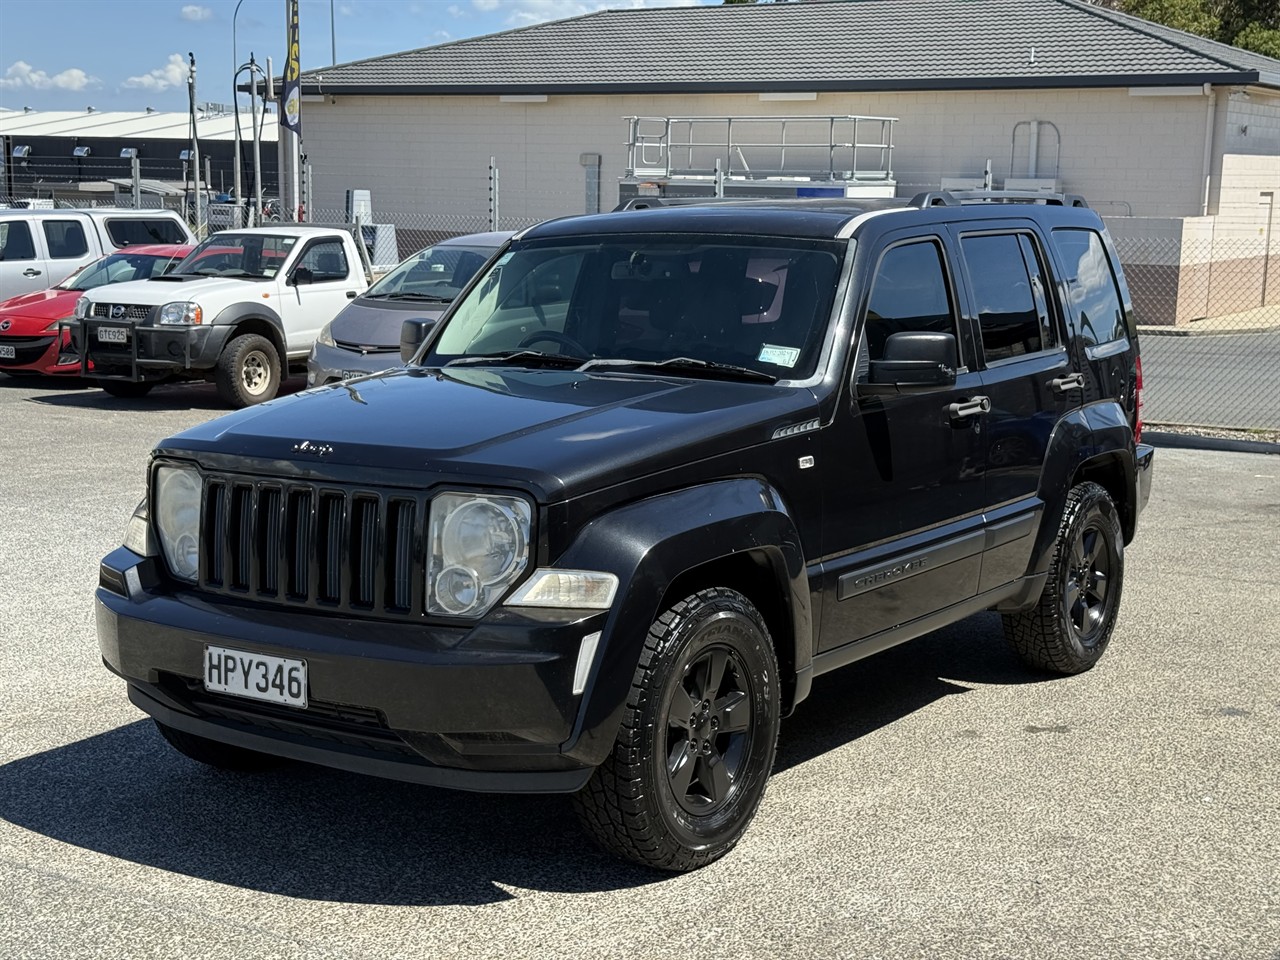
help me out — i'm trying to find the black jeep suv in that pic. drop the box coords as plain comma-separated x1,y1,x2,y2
97,193,1153,871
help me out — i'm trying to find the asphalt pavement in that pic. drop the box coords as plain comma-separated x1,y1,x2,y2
1141,329,1280,430
0,373,1277,960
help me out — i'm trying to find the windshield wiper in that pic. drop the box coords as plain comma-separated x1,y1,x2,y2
445,349,587,369
383,291,452,302
576,356,777,384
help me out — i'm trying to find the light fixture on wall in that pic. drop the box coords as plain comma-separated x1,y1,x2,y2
72,146,92,157
11,145,32,158
120,148,139,159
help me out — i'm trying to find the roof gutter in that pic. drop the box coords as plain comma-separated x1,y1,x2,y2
297,72,1262,98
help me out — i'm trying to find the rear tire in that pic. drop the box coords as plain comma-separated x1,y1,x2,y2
99,380,154,399
1003,481,1124,674
153,720,283,772
572,587,780,871
215,333,280,408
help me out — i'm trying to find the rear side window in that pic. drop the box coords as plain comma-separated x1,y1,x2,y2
961,233,1055,363
861,240,958,369
105,217,187,246
0,221,37,260
1051,228,1127,347
43,220,89,259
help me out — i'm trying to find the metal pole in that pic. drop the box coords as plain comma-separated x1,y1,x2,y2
232,0,245,227
250,55,263,226
131,154,141,208
188,52,204,238
331,0,336,65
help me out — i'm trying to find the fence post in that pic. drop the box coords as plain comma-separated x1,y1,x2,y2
131,155,141,209
489,156,499,231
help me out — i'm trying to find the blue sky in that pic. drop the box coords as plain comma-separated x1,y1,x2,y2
0,0,714,114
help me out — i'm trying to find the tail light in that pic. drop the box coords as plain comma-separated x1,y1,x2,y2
1134,356,1144,444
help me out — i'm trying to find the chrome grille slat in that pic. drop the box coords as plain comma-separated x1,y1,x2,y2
198,474,423,618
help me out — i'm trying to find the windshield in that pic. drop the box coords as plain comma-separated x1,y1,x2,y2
366,242,501,301
424,234,845,381
57,251,184,291
169,233,298,279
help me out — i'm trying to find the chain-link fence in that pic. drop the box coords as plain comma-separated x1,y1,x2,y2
1112,234,1279,432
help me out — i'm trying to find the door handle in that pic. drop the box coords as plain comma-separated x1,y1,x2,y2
22,268,42,277
1050,372,1085,394
346,290,358,299
948,396,991,420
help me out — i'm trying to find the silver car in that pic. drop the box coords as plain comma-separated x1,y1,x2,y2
307,230,513,386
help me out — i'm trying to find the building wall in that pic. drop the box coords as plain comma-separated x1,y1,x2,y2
300,87,1214,224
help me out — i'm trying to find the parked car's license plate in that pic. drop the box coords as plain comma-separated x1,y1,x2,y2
340,370,367,380
97,326,128,343
204,645,308,708
0,344,14,359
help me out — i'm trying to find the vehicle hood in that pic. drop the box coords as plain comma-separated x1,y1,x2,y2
81,274,272,308
160,366,819,502
329,298,449,349
0,288,78,329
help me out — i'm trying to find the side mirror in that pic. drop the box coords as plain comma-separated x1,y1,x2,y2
400,317,437,363
858,331,957,396
289,266,314,286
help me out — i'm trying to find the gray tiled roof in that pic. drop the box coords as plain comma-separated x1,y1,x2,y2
299,0,1280,95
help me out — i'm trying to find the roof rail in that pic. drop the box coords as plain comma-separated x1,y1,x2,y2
908,190,1090,209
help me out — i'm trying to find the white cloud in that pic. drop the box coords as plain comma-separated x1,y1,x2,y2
122,53,188,92
180,4,212,21
338,3,354,14
0,60,98,91
446,3,465,16
432,30,453,41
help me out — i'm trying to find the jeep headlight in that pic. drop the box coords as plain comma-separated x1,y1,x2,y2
426,493,531,617
158,301,203,325
74,296,90,319
154,465,201,581
317,320,335,346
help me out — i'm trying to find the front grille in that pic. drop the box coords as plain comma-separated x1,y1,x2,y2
334,338,399,354
92,303,151,320
200,474,425,617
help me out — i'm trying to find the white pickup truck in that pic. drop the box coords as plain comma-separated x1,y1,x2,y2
71,226,369,406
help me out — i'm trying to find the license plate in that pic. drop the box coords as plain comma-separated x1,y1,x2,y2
97,326,128,343
0,344,14,359
340,369,366,380
204,645,308,708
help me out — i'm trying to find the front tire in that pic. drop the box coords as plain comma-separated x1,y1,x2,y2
215,333,281,408
153,720,284,772
572,587,780,871
1003,481,1124,674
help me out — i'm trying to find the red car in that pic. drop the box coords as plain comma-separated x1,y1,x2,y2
0,244,194,376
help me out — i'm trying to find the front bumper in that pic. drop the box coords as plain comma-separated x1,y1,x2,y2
66,319,230,382
98,546,602,793
0,330,83,375
306,340,401,387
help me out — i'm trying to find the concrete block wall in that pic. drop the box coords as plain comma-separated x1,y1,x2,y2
300,86,1217,224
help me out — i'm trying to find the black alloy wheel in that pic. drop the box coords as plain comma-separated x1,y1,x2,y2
664,645,754,817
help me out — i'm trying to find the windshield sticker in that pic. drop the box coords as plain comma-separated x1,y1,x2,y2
758,344,800,368
263,267,278,277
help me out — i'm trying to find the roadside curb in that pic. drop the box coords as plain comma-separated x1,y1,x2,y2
1145,430,1280,456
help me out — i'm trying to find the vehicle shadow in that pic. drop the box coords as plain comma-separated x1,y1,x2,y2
0,614,1049,903
775,612,1053,773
